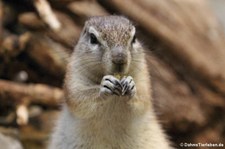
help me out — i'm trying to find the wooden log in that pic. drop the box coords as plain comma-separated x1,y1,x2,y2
0,79,64,107
0,127,19,138
148,55,225,129
148,55,206,129
0,1,17,29
19,11,81,48
25,34,69,77
46,11,82,48
0,110,59,149
0,32,30,58
33,0,61,31
49,0,82,6
67,0,108,24
19,12,46,30
16,104,29,125
18,109,58,149
0,0,2,43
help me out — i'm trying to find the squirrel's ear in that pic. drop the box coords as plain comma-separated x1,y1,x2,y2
131,27,136,38
130,27,136,44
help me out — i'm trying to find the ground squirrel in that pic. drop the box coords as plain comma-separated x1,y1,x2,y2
49,16,173,149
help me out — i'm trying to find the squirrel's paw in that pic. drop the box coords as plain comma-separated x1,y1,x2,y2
100,75,122,97
121,76,136,98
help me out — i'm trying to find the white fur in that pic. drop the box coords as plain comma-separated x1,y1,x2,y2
49,98,172,149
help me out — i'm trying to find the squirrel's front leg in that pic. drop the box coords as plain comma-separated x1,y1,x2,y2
120,76,136,98
66,75,122,118
99,75,137,99
100,75,123,97
120,76,150,115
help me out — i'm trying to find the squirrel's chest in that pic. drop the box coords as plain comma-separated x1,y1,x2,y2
73,123,139,149
73,100,136,146
96,96,132,115
60,102,149,149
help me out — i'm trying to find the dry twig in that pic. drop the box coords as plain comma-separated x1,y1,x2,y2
34,0,61,31
0,79,64,107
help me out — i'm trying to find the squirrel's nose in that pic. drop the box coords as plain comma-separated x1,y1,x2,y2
112,53,127,65
112,47,127,65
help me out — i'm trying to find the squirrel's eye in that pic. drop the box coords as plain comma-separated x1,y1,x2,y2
90,33,98,44
131,35,136,44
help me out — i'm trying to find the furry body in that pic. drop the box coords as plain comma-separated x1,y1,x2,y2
49,16,172,149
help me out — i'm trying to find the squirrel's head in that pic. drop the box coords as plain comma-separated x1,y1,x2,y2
73,16,144,78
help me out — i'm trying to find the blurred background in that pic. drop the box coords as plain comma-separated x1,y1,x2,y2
0,0,225,149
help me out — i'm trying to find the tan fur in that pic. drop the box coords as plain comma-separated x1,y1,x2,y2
49,16,173,149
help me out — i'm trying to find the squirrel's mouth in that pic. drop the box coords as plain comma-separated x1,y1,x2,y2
112,64,128,74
